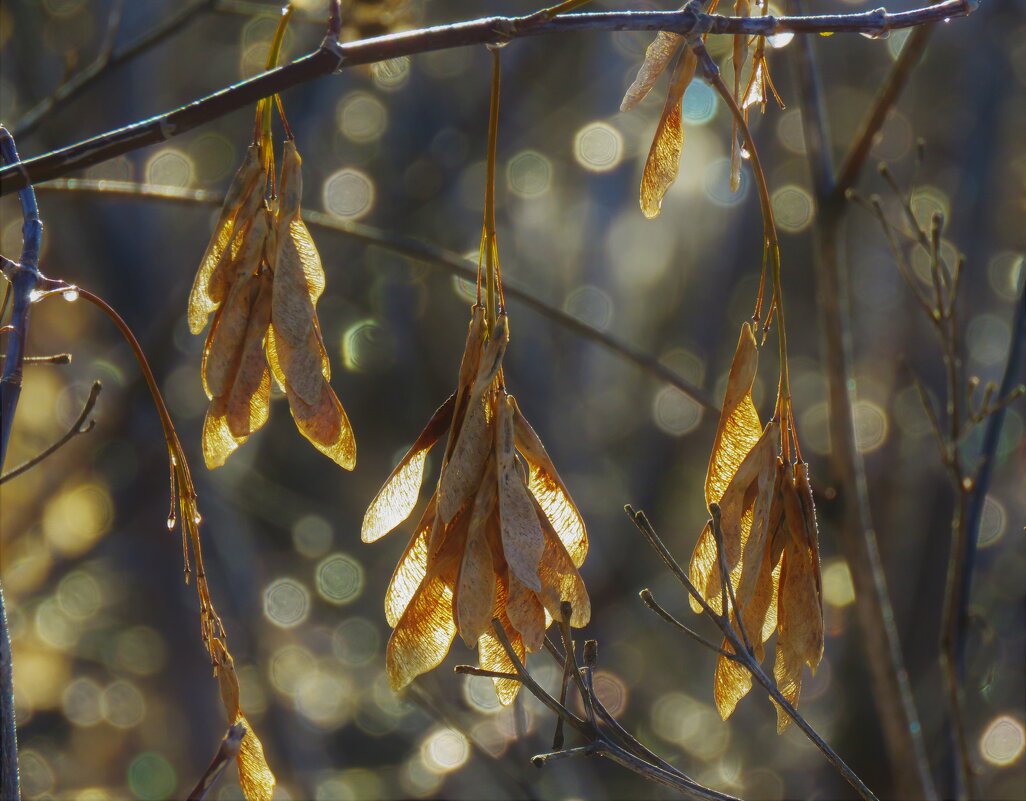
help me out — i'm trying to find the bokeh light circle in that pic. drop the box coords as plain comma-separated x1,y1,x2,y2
574,122,623,172
980,716,1025,766
316,553,364,605
263,578,310,628
323,168,375,220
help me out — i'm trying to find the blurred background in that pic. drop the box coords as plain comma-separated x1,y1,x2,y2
0,0,1023,799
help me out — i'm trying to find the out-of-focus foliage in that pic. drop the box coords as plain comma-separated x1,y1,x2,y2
0,1,1024,800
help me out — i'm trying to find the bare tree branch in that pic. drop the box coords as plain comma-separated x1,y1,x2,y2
187,722,245,801
0,1,975,195
0,380,101,485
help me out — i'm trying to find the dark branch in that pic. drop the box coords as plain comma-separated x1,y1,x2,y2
0,380,101,485
0,1,975,195
187,722,245,801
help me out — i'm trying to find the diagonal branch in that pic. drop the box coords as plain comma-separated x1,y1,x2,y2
32,179,716,410
0,2,975,195
0,380,101,485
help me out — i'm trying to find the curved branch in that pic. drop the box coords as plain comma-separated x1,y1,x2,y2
0,1,975,195
32,179,716,410
0,380,101,485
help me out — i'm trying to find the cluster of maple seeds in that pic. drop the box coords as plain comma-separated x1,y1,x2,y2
188,132,356,472
361,305,590,703
689,323,824,730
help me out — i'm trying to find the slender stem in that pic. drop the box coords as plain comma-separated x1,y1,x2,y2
0,2,976,195
483,48,502,332
32,179,716,410
639,589,742,661
187,722,245,801
626,506,880,801
788,3,938,796
0,581,16,801
0,380,101,484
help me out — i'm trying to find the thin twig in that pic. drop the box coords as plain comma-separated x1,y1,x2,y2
787,2,937,795
0,380,101,484
187,722,245,801
0,2,975,195
13,0,219,138
625,506,881,801
32,179,716,410
639,589,742,661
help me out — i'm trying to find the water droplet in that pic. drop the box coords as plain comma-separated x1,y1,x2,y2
740,146,751,160
192,513,202,525
767,32,793,48
29,289,44,302
486,41,509,51
62,288,79,302
861,30,890,40
166,514,176,530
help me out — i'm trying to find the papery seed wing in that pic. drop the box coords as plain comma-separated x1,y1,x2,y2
204,273,259,400
455,504,496,647
438,390,493,523
236,716,276,801
688,323,762,613
496,396,544,592
271,223,317,347
732,454,784,646
639,47,698,220
385,497,435,627
472,315,508,397
713,640,753,720
277,141,327,298
505,570,546,653
771,637,804,733
284,379,357,471
535,500,590,628
202,396,246,470
271,326,324,406
385,554,458,692
781,468,824,670
795,462,823,602
188,146,262,334
227,272,273,439
621,30,684,112
364,395,456,543
477,580,524,706
512,397,587,567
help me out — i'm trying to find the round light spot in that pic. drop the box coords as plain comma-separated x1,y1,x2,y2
341,318,395,372
682,81,717,124
43,481,113,556
127,753,176,801
292,514,334,558
574,122,623,172
507,150,552,198
101,680,146,728
967,313,1011,366
768,31,794,48
316,553,364,605
295,670,353,729
987,251,1025,301
19,750,55,798
592,671,628,716
980,716,1025,767
564,285,613,331
315,769,384,801
421,728,470,774
145,149,194,188
772,185,814,233
36,597,79,650
777,109,806,154
462,675,502,714
57,570,102,620
324,168,375,220
653,386,703,436
115,627,167,676
822,559,856,607
651,692,729,759
332,618,380,667
910,185,950,231
704,157,749,207
188,134,236,183
269,645,315,696
373,56,411,90
337,92,388,143
263,578,310,628
853,400,888,453
978,496,1007,548
63,677,103,726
